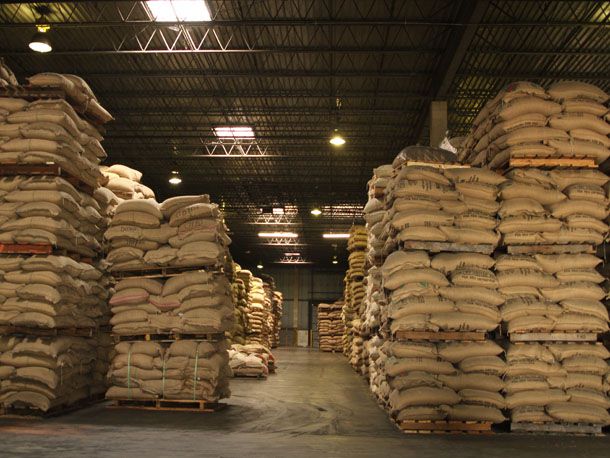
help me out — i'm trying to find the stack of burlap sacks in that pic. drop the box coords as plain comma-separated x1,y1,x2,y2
374,152,508,424
0,68,113,413
458,80,610,427
106,339,231,401
108,270,234,335
245,276,270,346
0,59,17,88
459,81,610,167
261,275,276,348
271,290,283,348
104,196,231,272
343,226,367,370
317,301,344,352
229,343,272,378
228,265,249,345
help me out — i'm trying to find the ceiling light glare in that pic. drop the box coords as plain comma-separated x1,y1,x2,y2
310,208,322,216
214,126,255,139
322,233,350,239
146,0,212,22
168,170,182,185
284,252,300,256
272,207,285,215
258,232,298,238
256,263,263,269
332,259,338,264
329,129,346,146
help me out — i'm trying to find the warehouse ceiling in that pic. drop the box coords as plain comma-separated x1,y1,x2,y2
1,0,610,267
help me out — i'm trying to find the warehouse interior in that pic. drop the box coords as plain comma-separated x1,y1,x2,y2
1,1,610,456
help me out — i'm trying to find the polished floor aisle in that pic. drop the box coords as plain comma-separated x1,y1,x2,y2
0,347,609,457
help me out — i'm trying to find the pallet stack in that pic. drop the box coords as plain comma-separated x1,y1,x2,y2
317,301,344,352
270,290,283,348
260,274,278,348
104,195,234,411
245,276,269,346
460,80,610,434
342,226,367,371
228,265,249,345
229,343,273,379
0,69,113,415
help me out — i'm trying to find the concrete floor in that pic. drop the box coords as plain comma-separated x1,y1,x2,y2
0,347,609,457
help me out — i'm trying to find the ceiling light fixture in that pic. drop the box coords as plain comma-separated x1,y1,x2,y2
285,252,301,257
256,263,263,269
146,0,212,22
322,233,350,239
310,208,322,216
329,129,346,146
168,170,182,185
29,25,52,53
214,126,255,139
258,231,298,238
332,259,338,265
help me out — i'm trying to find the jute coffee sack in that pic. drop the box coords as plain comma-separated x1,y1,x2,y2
318,301,346,352
504,342,610,424
0,336,97,412
229,343,272,377
101,164,155,201
0,255,110,330
459,81,610,167
106,339,231,402
109,271,234,335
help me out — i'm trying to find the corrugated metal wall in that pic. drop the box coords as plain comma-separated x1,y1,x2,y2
263,266,344,346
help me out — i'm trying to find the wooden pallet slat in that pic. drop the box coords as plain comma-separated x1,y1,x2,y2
505,244,595,255
509,332,598,342
401,240,495,254
0,325,96,338
111,264,224,279
394,331,487,342
113,332,226,343
398,420,493,434
108,398,226,412
0,163,96,196
509,156,597,169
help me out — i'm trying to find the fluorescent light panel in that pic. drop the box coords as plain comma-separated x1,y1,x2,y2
146,0,212,22
214,126,255,139
322,233,350,239
258,231,298,238
284,252,300,256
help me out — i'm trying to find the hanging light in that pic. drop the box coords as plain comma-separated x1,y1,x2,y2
329,129,346,146
256,263,263,269
332,254,338,265
168,170,182,185
310,208,322,216
29,24,52,53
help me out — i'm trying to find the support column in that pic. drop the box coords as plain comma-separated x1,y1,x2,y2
429,100,448,148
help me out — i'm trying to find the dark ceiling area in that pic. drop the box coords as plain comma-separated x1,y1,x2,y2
1,0,610,268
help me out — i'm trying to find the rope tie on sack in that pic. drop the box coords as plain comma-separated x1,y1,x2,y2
193,348,199,401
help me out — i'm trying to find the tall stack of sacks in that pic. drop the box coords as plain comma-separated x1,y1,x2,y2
505,343,610,426
261,276,276,348
228,270,248,345
367,334,388,404
497,168,608,247
245,277,267,345
318,301,344,352
101,164,155,201
344,226,366,369
229,343,271,378
105,196,231,272
0,255,109,330
0,336,98,412
365,166,392,267
497,253,608,335
271,291,283,348
108,270,234,335
459,81,610,168
106,340,231,402
384,340,506,423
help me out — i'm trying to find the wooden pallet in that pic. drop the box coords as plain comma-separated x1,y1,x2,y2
233,373,267,379
108,398,226,412
505,244,595,255
0,243,96,263
112,332,226,342
510,422,602,435
400,240,495,254
111,264,224,279
398,420,493,434
0,393,105,418
509,332,598,342
0,163,95,196
394,330,487,342
0,325,96,338
508,156,597,170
